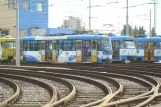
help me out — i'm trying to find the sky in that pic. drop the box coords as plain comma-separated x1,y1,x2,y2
48,0,161,35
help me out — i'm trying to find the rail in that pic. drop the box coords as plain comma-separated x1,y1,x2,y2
0,77,20,107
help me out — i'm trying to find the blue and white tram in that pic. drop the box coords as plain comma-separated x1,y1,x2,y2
20,34,112,63
109,35,136,62
134,36,161,61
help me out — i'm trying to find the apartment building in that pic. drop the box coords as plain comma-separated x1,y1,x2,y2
0,0,48,37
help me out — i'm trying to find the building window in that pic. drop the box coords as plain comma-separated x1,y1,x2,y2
8,0,16,9
0,29,10,36
23,0,29,11
37,2,43,11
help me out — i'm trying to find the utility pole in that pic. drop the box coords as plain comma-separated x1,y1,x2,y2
150,9,151,36
126,0,129,36
153,0,157,36
89,0,91,30
16,0,20,66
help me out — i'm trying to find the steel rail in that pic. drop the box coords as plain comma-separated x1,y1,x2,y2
0,68,77,107
0,67,123,106
54,68,155,107
0,68,111,107
92,67,160,107
0,66,154,106
0,73,57,107
0,65,156,106
0,77,20,107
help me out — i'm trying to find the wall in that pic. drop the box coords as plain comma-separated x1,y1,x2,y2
0,0,16,37
19,0,48,32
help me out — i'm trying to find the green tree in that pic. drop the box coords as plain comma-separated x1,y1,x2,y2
121,25,146,37
121,24,133,36
151,27,156,36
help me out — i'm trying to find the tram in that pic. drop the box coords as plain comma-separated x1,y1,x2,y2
0,37,16,62
109,35,136,62
134,36,161,61
20,34,112,63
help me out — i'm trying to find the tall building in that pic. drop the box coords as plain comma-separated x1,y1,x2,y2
0,0,16,37
63,16,83,30
0,0,48,37
0,1,87,37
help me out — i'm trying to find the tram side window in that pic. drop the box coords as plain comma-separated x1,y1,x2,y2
136,42,142,49
77,42,81,50
63,40,68,51
135,42,139,48
92,40,96,50
23,41,28,51
23,41,39,51
41,42,45,50
69,40,76,51
33,41,38,51
139,42,142,48
98,40,101,51
59,40,63,51
156,42,161,48
27,41,30,51
37,41,41,50
102,38,111,50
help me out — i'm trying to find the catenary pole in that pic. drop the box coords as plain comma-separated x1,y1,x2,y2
16,0,20,66
154,0,157,35
126,0,129,36
89,0,91,30
150,9,151,36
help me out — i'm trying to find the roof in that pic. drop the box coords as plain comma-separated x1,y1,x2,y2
46,28,78,35
134,36,161,42
0,37,15,42
20,34,110,41
109,36,134,41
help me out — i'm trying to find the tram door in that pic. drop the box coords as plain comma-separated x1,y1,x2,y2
144,42,154,60
91,40,97,62
52,41,58,62
76,40,82,62
45,41,52,61
40,41,45,61
112,40,120,60
82,40,91,62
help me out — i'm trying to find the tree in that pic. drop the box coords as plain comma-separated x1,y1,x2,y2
121,24,146,37
121,24,133,36
151,27,156,36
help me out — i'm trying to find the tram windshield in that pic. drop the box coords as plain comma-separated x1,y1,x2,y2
2,42,14,48
122,40,135,48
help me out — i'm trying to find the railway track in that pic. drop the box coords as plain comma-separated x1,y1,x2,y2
0,72,58,107
0,77,20,107
0,62,161,107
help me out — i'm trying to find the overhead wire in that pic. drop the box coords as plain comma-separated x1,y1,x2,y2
0,0,160,32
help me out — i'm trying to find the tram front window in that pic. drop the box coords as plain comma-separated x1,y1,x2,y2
2,42,14,48
122,41,135,48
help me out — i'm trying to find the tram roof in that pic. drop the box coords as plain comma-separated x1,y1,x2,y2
109,36,134,41
20,34,110,41
134,36,161,42
0,37,15,42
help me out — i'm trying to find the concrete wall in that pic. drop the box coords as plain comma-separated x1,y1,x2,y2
0,0,16,37
19,0,48,29
0,0,48,37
